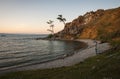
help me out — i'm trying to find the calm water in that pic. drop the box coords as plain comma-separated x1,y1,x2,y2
0,34,83,71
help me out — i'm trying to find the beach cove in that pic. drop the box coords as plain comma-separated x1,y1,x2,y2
0,39,110,74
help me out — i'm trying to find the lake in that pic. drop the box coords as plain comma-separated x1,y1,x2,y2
0,34,84,71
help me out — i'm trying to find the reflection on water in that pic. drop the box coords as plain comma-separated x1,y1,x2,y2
0,34,83,71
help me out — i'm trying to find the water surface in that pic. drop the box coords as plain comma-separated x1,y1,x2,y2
0,34,84,71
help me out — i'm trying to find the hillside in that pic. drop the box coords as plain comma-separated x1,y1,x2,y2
55,7,120,41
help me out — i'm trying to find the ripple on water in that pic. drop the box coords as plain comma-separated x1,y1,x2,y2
0,34,84,71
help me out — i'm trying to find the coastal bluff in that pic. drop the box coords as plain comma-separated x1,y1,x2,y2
54,7,120,40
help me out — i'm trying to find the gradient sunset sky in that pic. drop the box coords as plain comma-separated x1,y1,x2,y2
0,0,120,34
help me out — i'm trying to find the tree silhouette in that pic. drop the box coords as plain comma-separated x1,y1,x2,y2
57,15,66,26
47,20,54,35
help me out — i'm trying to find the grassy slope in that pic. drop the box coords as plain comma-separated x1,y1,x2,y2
79,7,120,40
0,40,120,79
96,7,120,41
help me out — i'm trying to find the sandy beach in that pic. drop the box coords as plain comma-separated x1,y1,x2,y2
0,39,111,74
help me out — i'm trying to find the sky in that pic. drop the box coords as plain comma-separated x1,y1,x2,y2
0,0,120,34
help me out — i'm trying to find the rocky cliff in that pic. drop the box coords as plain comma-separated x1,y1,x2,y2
55,7,120,41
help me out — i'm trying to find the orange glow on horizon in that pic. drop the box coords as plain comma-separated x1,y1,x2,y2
0,23,64,34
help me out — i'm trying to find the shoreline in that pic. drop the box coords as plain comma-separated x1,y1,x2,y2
0,39,110,74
